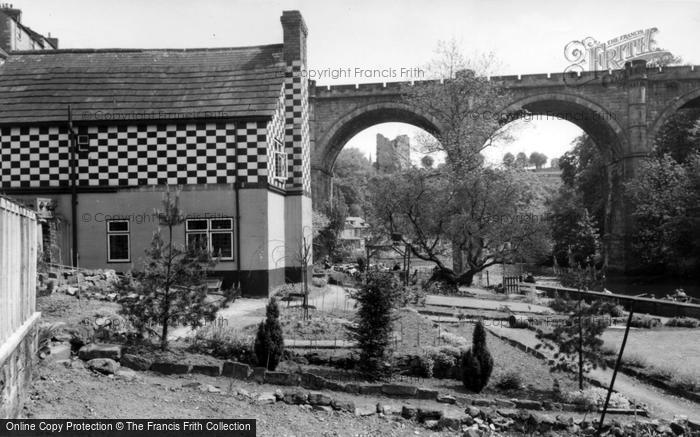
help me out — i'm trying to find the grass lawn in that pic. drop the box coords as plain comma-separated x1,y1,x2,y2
602,328,700,390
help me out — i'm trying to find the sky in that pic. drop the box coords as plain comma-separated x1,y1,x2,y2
14,0,700,166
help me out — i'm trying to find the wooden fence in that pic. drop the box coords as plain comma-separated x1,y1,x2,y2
0,196,39,346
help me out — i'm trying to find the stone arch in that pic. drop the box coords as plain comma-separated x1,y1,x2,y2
650,88,700,144
502,92,629,159
315,101,443,173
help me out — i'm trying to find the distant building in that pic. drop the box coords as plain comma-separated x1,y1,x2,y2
0,4,58,54
376,133,410,173
339,216,369,250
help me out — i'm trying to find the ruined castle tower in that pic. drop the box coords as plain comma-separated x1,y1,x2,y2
376,133,410,173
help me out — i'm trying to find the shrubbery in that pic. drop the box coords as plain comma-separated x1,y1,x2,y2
189,325,254,363
461,321,493,392
629,315,662,329
665,317,700,328
508,315,530,329
495,371,524,390
254,297,285,370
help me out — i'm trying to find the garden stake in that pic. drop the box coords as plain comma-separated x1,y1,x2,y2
597,305,634,436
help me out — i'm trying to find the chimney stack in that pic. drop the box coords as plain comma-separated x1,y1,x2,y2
280,10,307,66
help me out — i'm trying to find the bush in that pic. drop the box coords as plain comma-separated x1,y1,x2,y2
629,315,661,329
549,295,577,313
562,387,630,411
398,285,427,307
346,272,401,379
495,371,523,390
665,317,700,328
508,315,530,329
416,352,434,378
189,325,254,362
254,298,285,370
461,321,493,392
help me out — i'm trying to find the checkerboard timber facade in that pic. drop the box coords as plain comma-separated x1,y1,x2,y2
0,11,313,297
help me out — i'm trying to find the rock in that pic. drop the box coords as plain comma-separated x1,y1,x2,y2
381,384,417,397
436,394,456,404
462,415,475,426
264,371,300,386
528,412,555,432
376,403,392,415
251,367,266,383
300,372,327,390
423,420,439,429
331,399,355,412
150,362,191,375
222,361,252,379
191,363,222,376
282,389,308,405
463,428,481,437
401,405,417,419
466,406,481,418
78,343,122,361
199,384,221,393
491,416,515,431
120,354,152,371
273,389,284,400
438,415,462,430
324,381,345,392
236,388,251,398
417,408,443,423
359,384,383,395
115,369,138,381
670,418,688,435
182,382,202,389
416,388,439,399
354,403,376,417
308,392,332,406
472,398,492,407
514,399,543,410
87,358,120,375
313,405,333,413
255,392,276,404
497,408,519,419
494,398,516,408
65,286,78,296
48,343,72,362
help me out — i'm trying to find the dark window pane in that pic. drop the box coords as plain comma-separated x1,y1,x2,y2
187,233,208,251
108,220,129,232
108,234,129,261
211,218,232,230
187,219,208,231
211,232,233,259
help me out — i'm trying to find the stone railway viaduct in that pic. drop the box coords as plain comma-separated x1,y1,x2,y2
307,61,700,272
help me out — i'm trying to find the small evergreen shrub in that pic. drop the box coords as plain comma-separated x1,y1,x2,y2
495,371,524,390
461,321,494,392
254,297,285,370
416,351,434,378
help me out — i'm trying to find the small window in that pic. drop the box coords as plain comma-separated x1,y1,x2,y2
274,151,288,181
107,220,130,262
185,218,234,261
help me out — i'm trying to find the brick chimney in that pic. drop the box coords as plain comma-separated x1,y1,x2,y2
280,10,307,66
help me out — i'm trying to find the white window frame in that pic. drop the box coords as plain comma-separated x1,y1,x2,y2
185,218,234,261
106,220,130,262
272,139,288,182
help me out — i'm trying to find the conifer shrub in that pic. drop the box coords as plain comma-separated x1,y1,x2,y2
254,297,285,370
461,320,494,392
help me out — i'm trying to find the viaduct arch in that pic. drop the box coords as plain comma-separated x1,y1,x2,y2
308,61,700,273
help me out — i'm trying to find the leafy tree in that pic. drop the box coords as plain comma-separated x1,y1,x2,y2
654,108,700,163
549,157,560,169
502,152,515,168
117,191,216,350
401,40,514,174
368,166,550,285
529,151,548,169
461,320,493,392
346,272,401,379
254,297,285,370
514,152,529,168
536,300,609,389
624,153,700,272
314,200,348,261
333,147,374,216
